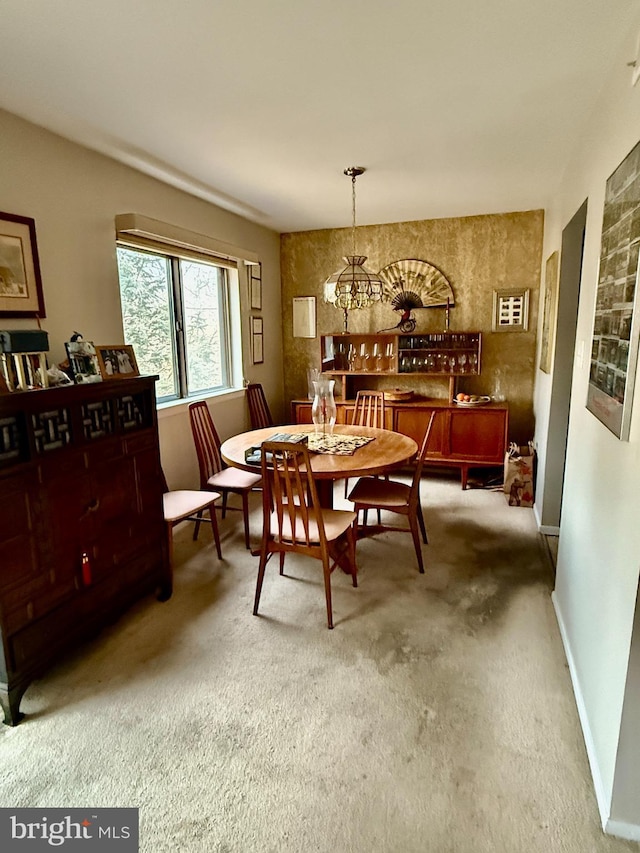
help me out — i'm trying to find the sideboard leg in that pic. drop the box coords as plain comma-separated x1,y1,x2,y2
0,683,26,726
460,465,469,490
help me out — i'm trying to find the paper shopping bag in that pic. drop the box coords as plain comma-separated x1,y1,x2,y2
504,442,535,507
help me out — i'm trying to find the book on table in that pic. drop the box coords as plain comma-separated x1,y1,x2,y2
244,432,309,464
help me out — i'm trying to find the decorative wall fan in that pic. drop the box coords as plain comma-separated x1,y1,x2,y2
378,259,455,332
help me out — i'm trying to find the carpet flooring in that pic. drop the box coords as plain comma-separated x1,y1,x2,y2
0,472,637,853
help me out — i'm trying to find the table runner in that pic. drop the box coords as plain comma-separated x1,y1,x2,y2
307,433,374,456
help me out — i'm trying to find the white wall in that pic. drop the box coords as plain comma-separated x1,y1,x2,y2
533,22,640,835
0,109,283,489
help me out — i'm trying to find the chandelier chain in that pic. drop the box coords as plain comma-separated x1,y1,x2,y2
351,173,357,257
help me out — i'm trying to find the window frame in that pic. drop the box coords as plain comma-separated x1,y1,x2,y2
116,243,236,404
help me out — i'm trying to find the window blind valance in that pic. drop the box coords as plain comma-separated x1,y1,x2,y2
115,213,259,268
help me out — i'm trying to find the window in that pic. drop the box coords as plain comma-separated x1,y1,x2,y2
116,246,234,402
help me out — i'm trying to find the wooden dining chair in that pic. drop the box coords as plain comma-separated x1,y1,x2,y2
161,469,222,572
253,440,358,629
246,383,274,429
188,401,262,550
348,412,436,574
344,390,386,498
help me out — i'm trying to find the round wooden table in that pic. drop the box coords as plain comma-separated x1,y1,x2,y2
221,423,418,507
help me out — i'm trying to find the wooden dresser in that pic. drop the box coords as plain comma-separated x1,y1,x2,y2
0,376,170,725
292,397,508,489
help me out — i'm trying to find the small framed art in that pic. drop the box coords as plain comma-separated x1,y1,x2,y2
293,296,317,338
95,344,140,379
251,316,264,364
540,252,559,373
492,288,530,332
0,211,46,318
249,263,262,311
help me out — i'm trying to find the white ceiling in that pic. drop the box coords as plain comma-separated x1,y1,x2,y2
1,0,638,233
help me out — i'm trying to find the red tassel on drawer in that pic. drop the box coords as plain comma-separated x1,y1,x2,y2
81,552,92,586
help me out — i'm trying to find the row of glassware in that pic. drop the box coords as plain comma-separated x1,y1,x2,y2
399,352,478,373
398,334,480,349
343,342,395,372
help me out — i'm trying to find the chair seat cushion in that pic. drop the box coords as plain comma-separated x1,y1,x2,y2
348,477,410,508
271,509,356,543
208,468,262,491
163,490,221,523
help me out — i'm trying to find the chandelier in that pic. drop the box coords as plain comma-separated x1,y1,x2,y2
323,167,384,332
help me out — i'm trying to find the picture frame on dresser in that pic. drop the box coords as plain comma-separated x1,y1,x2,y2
65,340,102,384
95,344,139,379
0,211,46,319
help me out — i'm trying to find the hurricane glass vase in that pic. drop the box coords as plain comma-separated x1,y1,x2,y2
311,378,337,435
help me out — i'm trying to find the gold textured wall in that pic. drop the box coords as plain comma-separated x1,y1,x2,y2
280,210,544,442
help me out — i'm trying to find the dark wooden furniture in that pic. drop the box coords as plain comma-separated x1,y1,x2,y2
292,398,508,490
0,376,170,725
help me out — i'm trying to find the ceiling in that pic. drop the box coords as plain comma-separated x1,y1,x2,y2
1,0,638,233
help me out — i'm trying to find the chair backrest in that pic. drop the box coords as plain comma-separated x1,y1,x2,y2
410,412,437,500
246,383,274,430
353,390,385,428
189,401,224,487
261,440,326,550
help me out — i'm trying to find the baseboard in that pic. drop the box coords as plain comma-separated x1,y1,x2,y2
551,592,610,830
533,503,560,535
533,503,542,529
605,818,640,842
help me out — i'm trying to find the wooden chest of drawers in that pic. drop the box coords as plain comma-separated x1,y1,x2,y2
0,376,170,724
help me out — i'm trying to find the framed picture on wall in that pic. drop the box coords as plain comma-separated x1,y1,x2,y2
249,263,262,311
586,139,640,440
540,251,559,373
492,288,530,332
0,211,46,318
292,296,317,338
251,316,264,364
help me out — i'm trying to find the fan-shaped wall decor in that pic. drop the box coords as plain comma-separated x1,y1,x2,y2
378,259,455,332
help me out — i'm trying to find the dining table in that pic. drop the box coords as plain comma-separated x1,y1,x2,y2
220,423,418,509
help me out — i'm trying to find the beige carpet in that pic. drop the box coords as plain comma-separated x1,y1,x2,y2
0,472,637,853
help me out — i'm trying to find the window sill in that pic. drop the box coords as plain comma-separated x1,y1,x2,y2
157,387,245,420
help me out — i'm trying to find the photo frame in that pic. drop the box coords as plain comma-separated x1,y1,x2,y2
251,316,264,365
249,263,262,311
586,139,640,440
539,252,559,373
292,296,317,338
0,211,46,318
492,288,530,332
65,340,102,384
95,344,140,379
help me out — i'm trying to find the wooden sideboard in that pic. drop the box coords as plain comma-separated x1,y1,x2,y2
292,398,508,489
0,376,170,725
320,331,482,401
